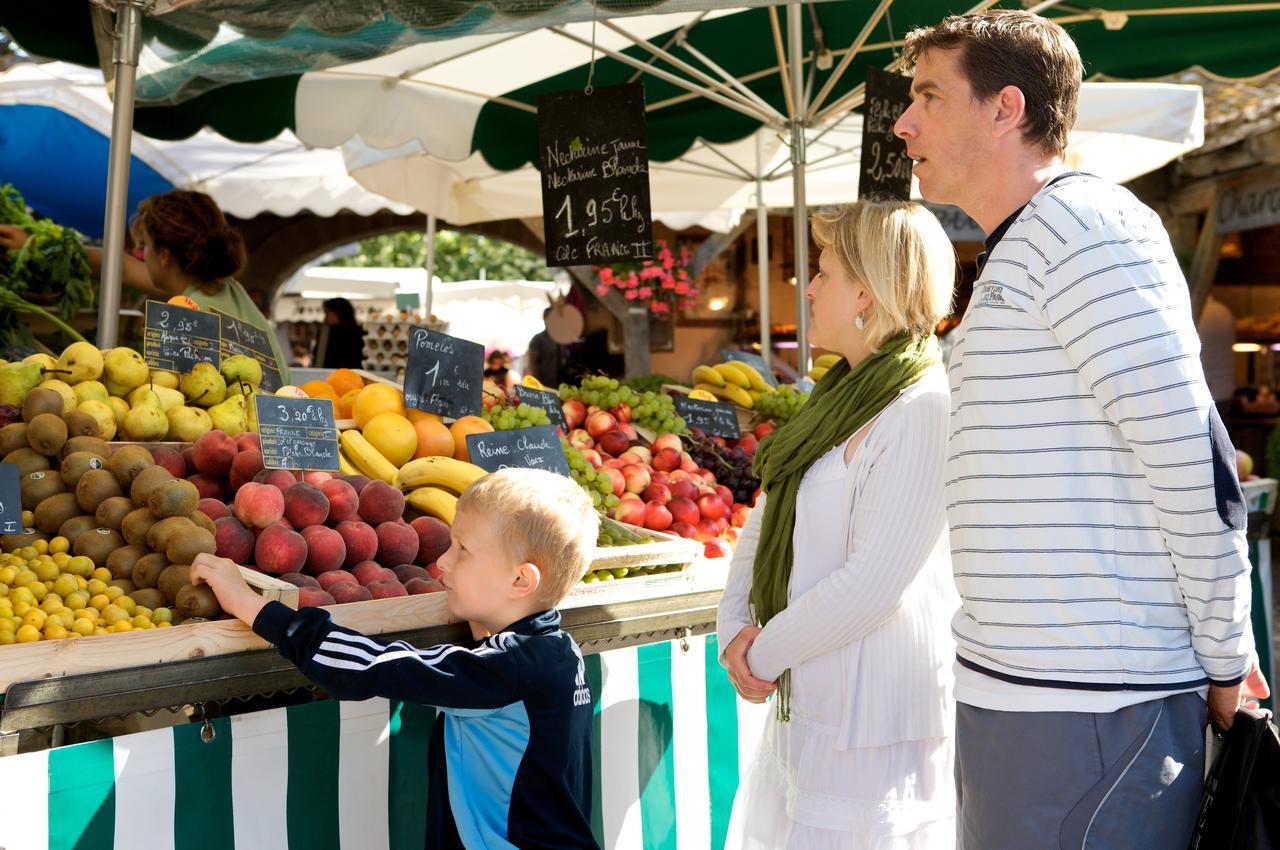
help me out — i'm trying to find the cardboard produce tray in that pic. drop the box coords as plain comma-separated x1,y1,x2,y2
588,517,701,573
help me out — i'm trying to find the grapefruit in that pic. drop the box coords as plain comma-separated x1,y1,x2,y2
352,383,406,429
414,418,456,459
450,416,494,463
363,413,418,467
301,381,339,402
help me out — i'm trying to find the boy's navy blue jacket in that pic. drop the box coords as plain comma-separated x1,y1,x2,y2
253,601,598,850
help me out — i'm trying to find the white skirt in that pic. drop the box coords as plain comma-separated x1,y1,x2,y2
726,711,956,850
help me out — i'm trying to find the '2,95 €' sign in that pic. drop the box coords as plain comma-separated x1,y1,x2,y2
538,83,653,268
254,395,340,471
144,301,221,374
403,327,485,419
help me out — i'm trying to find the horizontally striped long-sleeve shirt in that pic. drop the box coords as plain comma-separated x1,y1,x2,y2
946,173,1254,699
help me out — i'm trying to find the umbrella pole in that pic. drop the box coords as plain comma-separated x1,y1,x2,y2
96,0,144,348
423,213,436,318
755,133,771,363
787,2,810,373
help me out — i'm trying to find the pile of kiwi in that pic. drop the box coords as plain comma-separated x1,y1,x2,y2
1,386,221,622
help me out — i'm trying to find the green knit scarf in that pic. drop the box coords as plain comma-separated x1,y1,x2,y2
749,332,940,718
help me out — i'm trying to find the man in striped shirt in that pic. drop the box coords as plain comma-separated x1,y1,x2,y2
895,11,1269,849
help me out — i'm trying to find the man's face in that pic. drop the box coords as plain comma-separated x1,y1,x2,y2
894,47,992,208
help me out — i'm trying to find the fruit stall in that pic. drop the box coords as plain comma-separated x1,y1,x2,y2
0,331,793,848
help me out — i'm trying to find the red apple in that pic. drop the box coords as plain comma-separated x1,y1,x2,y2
613,497,646,526
622,464,651,495
652,433,683,454
642,482,672,505
698,493,729,521
704,538,733,559
567,429,595,451
586,411,618,439
653,448,681,472
644,501,673,531
752,422,776,440
598,430,631,457
669,521,698,539
737,433,759,454
562,399,587,430
668,496,700,526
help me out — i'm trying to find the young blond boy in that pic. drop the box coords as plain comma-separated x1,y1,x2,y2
192,468,601,850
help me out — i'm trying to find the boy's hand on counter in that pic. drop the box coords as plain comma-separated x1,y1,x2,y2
191,553,269,626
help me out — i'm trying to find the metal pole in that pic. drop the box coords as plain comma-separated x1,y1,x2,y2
423,214,437,318
787,2,809,372
96,0,144,348
755,133,771,362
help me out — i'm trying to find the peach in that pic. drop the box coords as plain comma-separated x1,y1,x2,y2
580,448,603,469
234,482,285,529
284,482,330,528
316,569,356,592
669,521,698,539
377,521,419,566
612,401,631,423
668,497,700,526
652,448,681,472
358,480,405,525
230,449,265,492
715,485,734,507
736,433,759,454
618,423,638,441
394,564,430,584
280,572,320,588
368,579,408,600
567,429,594,451
644,501,673,531
597,430,631,457
680,453,699,474
628,446,652,465
301,525,346,574
182,446,197,472
622,464,651,495
198,498,231,521
613,498,646,526
602,467,625,497
650,470,669,486
214,516,255,563
651,433,683,454
330,582,372,604
694,518,720,542
410,516,451,566
668,478,699,501
193,430,237,475
302,471,333,486
336,521,378,568
602,458,624,470
188,473,227,501
351,560,385,585
151,446,186,478
562,399,586,430
235,432,261,453
698,470,717,486
731,504,752,528
255,524,307,575
338,474,371,494
254,468,298,492
704,538,732,559
586,411,617,439
318,478,359,524
642,482,671,505
405,577,447,595
297,586,336,608
698,494,728,521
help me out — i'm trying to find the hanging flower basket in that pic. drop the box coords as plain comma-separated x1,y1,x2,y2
594,240,698,320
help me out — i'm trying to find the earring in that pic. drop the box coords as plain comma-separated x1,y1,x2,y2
855,312,865,331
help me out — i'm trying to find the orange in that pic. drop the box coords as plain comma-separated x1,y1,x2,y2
413,418,456,459
337,387,361,420
167,295,201,310
326,368,364,398
449,416,494,463
301,381,340,401
406,408,443,425
352,383,406,430
362,413,418,467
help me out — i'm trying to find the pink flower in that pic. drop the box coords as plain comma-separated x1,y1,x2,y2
596,284,610,296
599,268,615,285
661,278,675,290
627,272,640,288
638,286,652,299
675,282,689,295
624,289,638,300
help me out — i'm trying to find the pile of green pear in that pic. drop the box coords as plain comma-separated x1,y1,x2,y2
0,343,266,443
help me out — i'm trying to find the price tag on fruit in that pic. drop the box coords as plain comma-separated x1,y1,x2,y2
465,425,571,477
143,301,222,374
0,462,21,534
215,309,282,392
720,349,777,387
254,395,340,471
512,385,568,431
673,396,741,439
403,327,484,419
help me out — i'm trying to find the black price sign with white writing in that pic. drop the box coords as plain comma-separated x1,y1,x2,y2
721,349,777,387
215,309,282,392
512,385,568,431
0,462,21,534
674,396,742,439
466,425,571,477
403,327,484,419
859,67,913,202
143,301,221,374
538,83,653,267
254,395,340,471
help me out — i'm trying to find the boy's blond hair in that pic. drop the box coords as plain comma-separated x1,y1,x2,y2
456,468,599,605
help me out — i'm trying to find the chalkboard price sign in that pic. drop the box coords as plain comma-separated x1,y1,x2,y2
720,349,777,387
254,395,340,471
403,327,484,419
143,301,221,374
673,396,742,439
512,385,568,431
538,83,653,268
0,462,21,534
465,425,571,477
859,67,914,202
215,309,282,392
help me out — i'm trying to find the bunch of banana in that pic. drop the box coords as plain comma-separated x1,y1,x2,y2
338,430,398,484
690,360,776,409
406,487,459,525
807,353,842,382
397,455,487,526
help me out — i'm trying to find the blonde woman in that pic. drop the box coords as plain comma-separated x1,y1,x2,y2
717,200,959,849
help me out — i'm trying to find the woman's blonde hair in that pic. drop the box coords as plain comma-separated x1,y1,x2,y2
809,201,956,351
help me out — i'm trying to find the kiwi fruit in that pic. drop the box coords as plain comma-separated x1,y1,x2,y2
1,529,48,552
108,578,137,595
158,564,192,603
130,465,174,507
147,516,195,554
76,468,123,514
105,545,148,581
107,445,154,489
26,413,68,457
132,553,169,589
4,447,50,477
73,526,124,565
94,496,135,530
190,510,216,534
0,423,28,454
58,515,98,544
62,410,101,440
20,470,66,511
175,584,221,620
34,492,82,534
60,451,108,488
167,527,216,564
21,387,64,423
148,478,199,519
121,508,158,548
62,435,110,459
131,588,165,611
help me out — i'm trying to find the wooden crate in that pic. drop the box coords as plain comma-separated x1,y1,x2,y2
589,517,700,573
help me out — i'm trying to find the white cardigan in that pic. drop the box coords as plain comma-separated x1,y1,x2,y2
716,366,958,749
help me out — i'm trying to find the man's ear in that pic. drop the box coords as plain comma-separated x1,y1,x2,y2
991,85,1027,141
511,562,542,600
